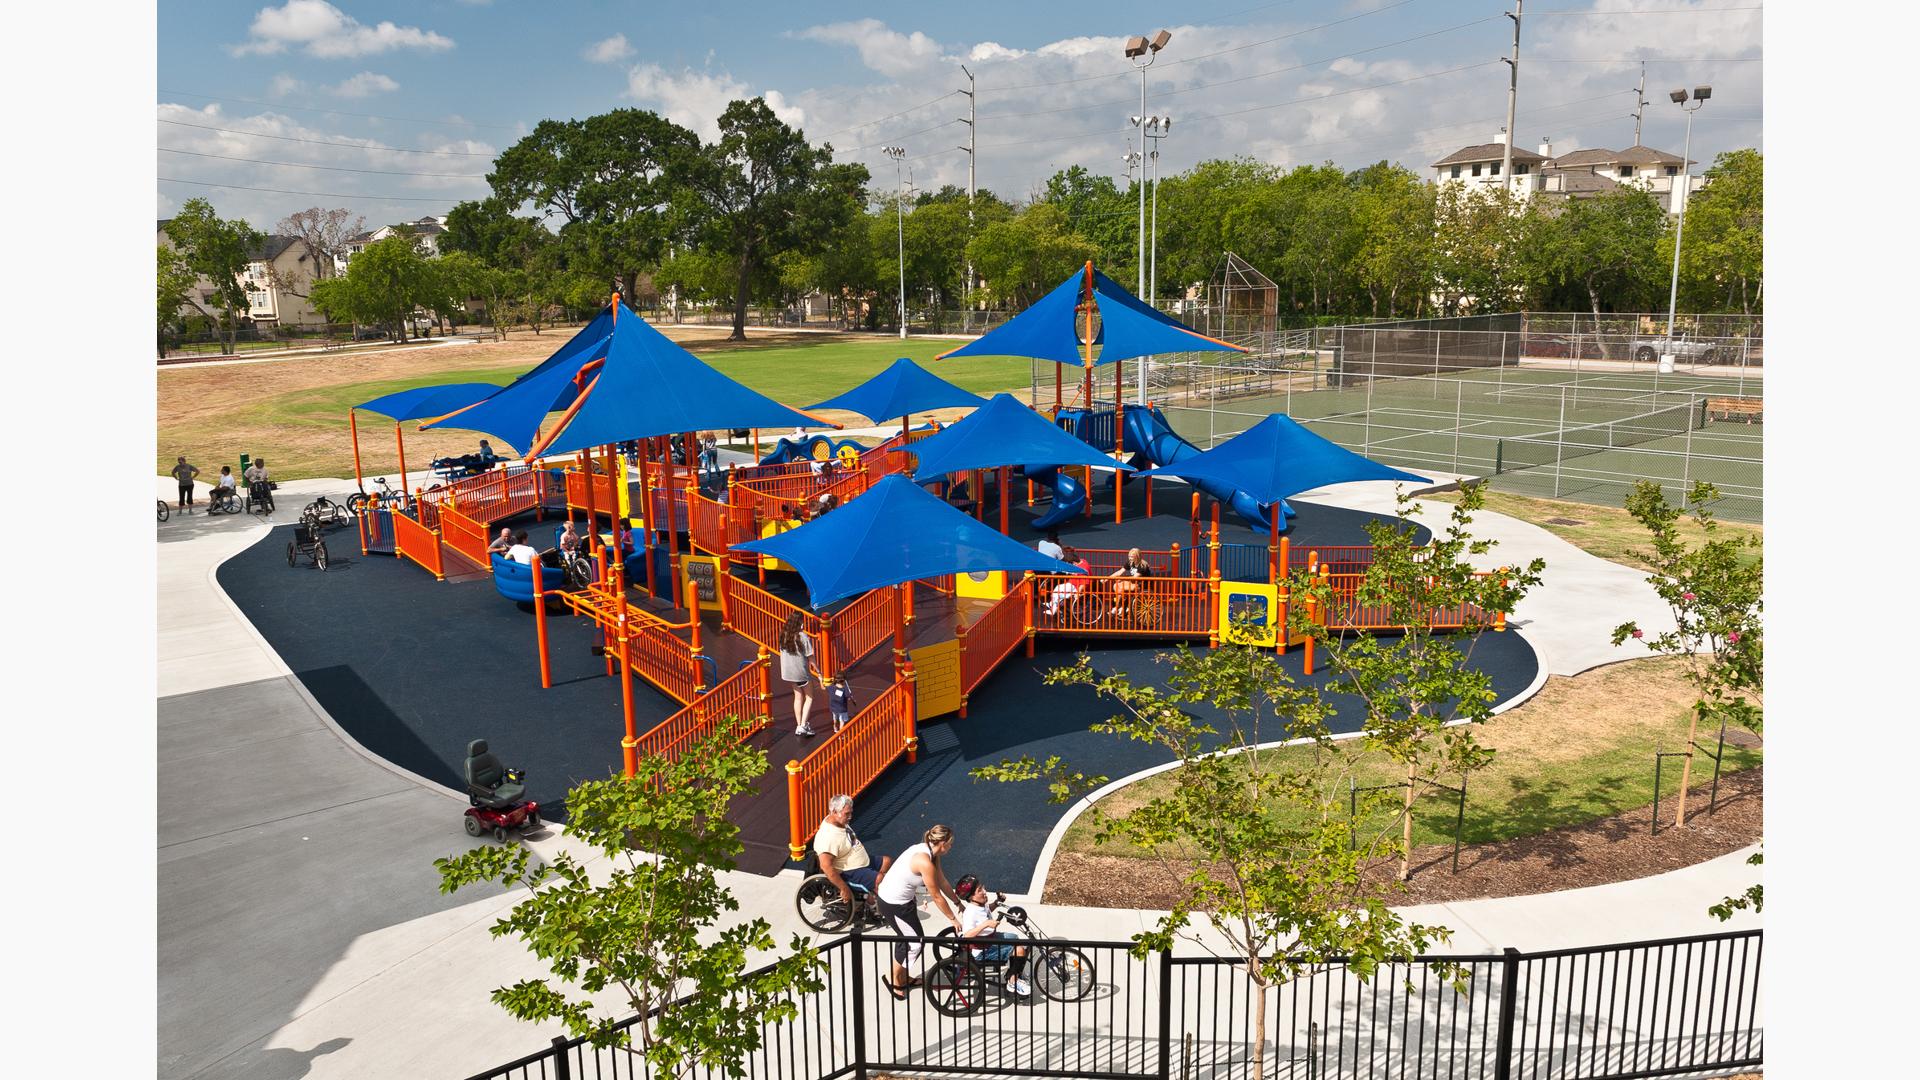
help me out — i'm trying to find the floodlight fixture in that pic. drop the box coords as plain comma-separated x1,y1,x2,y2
1131,115,1143,127
882,145,906,159
1124,35,1149,58
1150,29,1172,52
1669,88,1687,103
1692,85,1711,101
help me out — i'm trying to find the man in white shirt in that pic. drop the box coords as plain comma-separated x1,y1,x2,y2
506,530,539,566
813,795,893,913
1035,531,1064,561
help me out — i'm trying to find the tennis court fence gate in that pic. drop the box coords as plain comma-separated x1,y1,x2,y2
466,927,1761,1080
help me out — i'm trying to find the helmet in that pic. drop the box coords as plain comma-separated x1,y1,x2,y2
953,874,980,901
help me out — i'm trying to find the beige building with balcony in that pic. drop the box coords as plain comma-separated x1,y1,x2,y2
1432,132,1706,214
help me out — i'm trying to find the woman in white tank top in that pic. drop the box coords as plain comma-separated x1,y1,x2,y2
876,824,962,998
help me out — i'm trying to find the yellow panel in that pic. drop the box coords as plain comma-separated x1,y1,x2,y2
1218,583,1280,647
682,555,722,615
758,520,797,572
955,568,1008,602
911,638,962,721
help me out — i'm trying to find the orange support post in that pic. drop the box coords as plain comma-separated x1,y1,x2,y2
1027,477,1035,508
1190,493,1201,554
1145,474,1153,518
394,421,408,499
1496,568,1509,631
1209,502,1221,579
785,760,805,859
1084,465,1095,520
998,466,1010,535
1276,536,1292,656
1054,361,1062,411
619,625,638,780
533,558,552,688
902,660,919,764
1023,571,1036,657
892,583,906,668
973,470,983,522
1268,501,1282,586
757,646,773,720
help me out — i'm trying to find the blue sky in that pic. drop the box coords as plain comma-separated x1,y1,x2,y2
157,1,1763,230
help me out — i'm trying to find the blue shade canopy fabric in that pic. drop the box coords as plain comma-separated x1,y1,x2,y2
353,383,501,422
422,304,822,456
906,393,1125,479
1139,414,1430,505
733,474,1081,609
805,357,990,422
935,265,1244,367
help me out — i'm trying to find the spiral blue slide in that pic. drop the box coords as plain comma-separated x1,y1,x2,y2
1121,406,1292,532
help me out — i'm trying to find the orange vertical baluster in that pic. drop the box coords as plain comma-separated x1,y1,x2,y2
902,660,919,764
785,760,805,859
1209,502,1221,579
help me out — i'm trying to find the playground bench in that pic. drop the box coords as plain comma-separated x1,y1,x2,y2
1705,396,1763,424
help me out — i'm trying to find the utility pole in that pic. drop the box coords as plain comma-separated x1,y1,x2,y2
958,65,976,335
1632,61,1648,146
883,146,909,340
1500,1,1523,194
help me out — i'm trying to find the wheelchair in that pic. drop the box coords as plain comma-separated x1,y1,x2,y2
924,905,1097,1016
207,487,243,514
247,481,275,515
794,853,887,932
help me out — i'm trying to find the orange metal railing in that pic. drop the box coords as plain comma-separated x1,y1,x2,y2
565,469,617,516
439,504,490,568
1076,545,1182,577
1310,571,1498,632
785,679,914,859
824,587,894,675
722,575,834,676
960,579,1032,698
391,511,445,580
1030,574,1216,637
637,653,770,763
444,466,543,524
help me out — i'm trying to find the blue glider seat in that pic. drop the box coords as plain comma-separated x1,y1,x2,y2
491,554,560,604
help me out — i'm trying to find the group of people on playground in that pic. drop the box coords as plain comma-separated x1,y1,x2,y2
813,802,1032,1000
777,611,854,738
166,455,268,514
1036,530,1155,620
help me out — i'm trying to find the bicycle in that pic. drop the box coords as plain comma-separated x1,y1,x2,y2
925,903,1097,1016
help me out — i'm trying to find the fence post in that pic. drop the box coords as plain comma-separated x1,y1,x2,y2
551,1036,572,1080
785,760,805,860
1157,947,1175,1080
1493,947,1522,1080
850,930,870,1080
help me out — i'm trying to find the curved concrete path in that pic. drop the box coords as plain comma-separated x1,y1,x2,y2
156,473,1748,1080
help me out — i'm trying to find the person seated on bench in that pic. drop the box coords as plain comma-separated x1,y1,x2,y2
488,527,514,557
556,519,583,558
1107,548,1153,616
505,530,539,566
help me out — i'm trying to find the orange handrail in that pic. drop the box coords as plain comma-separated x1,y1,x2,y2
391,511,444,580
959,579,1032,706
638,653,771,763
1310,572,1500,632
825,586,894,675
439,504,490,568
1030,574,1215,637
785,680,913,859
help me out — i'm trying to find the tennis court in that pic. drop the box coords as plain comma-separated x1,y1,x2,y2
1162,364,1763,522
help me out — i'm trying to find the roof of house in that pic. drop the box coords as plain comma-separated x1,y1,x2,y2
1612,145,1687,166
1547,148,1616,167
247,235,303,263
1432,142,1548,168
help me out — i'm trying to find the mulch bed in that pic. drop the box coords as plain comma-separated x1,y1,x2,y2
1043,767,1762,908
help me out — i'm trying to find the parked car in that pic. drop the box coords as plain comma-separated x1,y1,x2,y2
1630,336,1718,364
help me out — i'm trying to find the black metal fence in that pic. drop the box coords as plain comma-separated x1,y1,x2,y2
465,928,1761,1080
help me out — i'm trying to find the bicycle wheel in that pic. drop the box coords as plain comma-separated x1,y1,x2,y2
328,504,350,528
1034,946,1095,1001
157,500,169,523
286,541,297,567
345,492,368,516
794,874,853,933
315,542,329,571
925,956,986,1017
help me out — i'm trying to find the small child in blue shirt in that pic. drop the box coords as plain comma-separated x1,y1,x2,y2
828,676,855,733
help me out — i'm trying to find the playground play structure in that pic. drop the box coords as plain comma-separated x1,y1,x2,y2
341,265,1510,864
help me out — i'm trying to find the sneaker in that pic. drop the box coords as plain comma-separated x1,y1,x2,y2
1007,977,1031,996
798,726,816,737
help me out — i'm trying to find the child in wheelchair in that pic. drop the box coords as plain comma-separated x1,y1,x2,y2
954,874,1031,997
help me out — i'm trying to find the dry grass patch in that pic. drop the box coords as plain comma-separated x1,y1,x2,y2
1424,488,1760,571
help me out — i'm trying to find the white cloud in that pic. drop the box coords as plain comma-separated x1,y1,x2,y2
792,19,944,78
763,90,806,130
231,1,454,59
625,64,753,141
269,73,304,97
328,72,399,98
585,33,635,64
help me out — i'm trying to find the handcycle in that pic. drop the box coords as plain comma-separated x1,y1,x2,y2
924,902,1097,1016
345,477,410,516
301,494,352,529
287,518,330,571
794,858,888,933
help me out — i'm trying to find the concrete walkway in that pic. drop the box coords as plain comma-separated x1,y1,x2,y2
156,473,1744,1080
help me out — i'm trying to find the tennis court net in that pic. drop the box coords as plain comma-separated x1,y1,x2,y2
1495,398,1706,475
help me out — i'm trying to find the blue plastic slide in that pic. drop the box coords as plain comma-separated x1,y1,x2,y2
1120,406,1292,532
1023,464,1088,530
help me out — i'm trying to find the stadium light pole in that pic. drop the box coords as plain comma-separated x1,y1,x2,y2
1662,86,1710,366
1125,29,1171,406
1145,117,1171,313
883,146,909,340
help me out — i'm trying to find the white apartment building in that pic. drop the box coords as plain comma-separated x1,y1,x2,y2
1432,131,1706,214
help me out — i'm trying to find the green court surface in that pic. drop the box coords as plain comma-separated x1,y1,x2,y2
1163,365,1763,522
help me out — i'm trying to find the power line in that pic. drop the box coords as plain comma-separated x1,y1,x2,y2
157,118,494,156
814,90,964,139
158,89,521,132
1527,5,1762,13
980,0,1425,93
1528,56,1763,62
158,176,452,203
981,13,1502,121
158,147,490,179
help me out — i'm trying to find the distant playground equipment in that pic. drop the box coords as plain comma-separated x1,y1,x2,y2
346,280,1503,866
